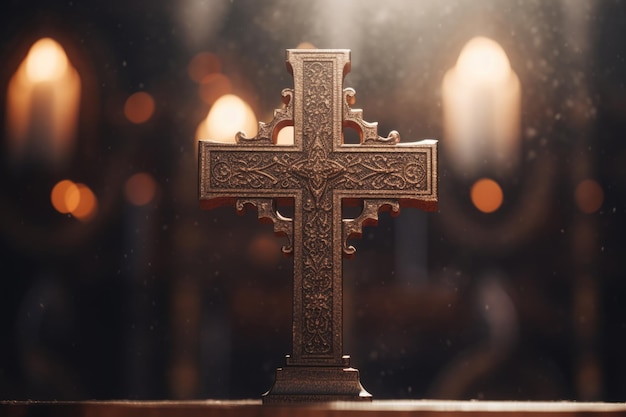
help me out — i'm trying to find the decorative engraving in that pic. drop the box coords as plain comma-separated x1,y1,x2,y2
210,153,300,189
291,137,345,203
198,49,438,377
209,152,428,192
299,60,335,354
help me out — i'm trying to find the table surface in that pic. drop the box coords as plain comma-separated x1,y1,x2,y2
2,400,626,417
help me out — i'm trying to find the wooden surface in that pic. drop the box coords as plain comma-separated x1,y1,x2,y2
2,400,626,417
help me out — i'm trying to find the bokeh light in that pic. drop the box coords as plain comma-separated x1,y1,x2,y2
125,172,158,206
71,184,98,221
50,179,98,221
64,182,81,213
248,234,281,269
50,179,76,213
124,92,155,124
196,94,257,143
471,178,504,213
198,73,232,105
575,179,604,214
188,51,221,83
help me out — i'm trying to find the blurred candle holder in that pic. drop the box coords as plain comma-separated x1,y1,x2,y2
442,37,521,178
437,36,555,250
6,37,81,169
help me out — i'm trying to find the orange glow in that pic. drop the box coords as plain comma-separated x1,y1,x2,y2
575,179,604,214
471,178,504,213
443,37,521,176
64,182,81,213
25,38,69,82
188,52,221,83
198,73,232,105
50,179,97,221
125,172,157,206
6,37,81,166
248,234,281,268
124,92,155,124
276,126,294,145
51,179,76,213
196,94,257,143
296,42,316,49
456,37,511,84
71,183,98,221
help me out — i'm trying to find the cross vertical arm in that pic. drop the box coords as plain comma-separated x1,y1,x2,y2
199,49,438,403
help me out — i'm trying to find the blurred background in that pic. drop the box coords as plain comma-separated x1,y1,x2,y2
1,0,625,401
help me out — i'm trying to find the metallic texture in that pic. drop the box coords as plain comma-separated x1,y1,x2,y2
199,49,438,402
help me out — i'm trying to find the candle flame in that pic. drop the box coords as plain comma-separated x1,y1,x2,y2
25,38,70,82
455,37,511,84
196,94,257,143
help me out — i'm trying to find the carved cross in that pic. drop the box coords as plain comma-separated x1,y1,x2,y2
199,49,437,402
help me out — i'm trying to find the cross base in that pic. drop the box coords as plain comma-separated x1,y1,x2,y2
262,356,372,404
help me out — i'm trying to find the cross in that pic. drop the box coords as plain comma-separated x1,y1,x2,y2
199,49,437,402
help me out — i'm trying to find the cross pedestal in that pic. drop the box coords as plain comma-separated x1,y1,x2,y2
199,49,437,402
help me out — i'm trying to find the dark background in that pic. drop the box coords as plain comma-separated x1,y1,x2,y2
1,0,625,401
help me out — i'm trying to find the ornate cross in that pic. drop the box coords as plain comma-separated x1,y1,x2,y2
199,49,437,402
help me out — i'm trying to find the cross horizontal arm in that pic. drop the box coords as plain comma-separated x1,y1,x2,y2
199,141,437,210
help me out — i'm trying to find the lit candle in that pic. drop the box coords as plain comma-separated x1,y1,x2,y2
442,37,521,176
196,94,257,143
6,37,81,167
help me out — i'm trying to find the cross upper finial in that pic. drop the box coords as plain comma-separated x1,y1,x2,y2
199,49,437,402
